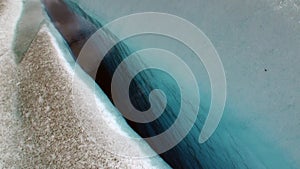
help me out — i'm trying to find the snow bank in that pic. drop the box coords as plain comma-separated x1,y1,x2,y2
1,0,170,167
0,0,23,168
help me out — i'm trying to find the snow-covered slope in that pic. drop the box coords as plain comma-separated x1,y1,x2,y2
1,0,170,168
0,0,23,167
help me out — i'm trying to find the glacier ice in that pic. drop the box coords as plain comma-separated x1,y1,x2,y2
61,0,300,168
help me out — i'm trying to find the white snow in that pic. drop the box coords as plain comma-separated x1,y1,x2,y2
0,0,23,168
0,0,170,168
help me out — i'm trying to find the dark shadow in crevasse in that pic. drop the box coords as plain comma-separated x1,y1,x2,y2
41,1,203,168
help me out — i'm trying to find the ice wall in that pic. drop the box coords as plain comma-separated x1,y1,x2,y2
64,0,300,168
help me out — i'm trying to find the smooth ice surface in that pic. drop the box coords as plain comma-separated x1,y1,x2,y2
13,0,44,63
66,0,300,168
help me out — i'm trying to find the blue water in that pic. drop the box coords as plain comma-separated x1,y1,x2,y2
63,0,300,168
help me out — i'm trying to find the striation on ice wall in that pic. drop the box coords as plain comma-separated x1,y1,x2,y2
58,0,300,168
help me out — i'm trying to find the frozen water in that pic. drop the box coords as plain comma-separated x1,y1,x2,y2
63,0,300,168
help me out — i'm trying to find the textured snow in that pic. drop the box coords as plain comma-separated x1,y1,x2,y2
0,0,169,168
0,0,23,167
